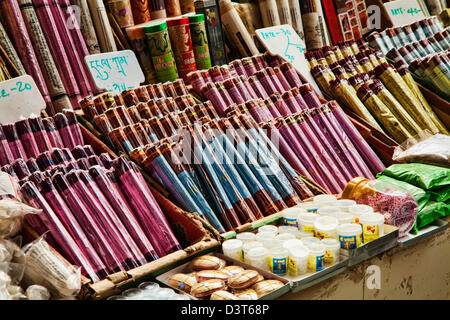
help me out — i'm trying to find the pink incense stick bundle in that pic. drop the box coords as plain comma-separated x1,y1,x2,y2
32,0,81,107
0,127,15,166
48,0,93,97
2,124,27,161
15,119,40,159
0,0,52,110
112,156,182,257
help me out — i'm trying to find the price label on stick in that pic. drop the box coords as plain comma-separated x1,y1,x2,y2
0,75,45,124
384,0,426,26
85,50,145,93
255,25,323,98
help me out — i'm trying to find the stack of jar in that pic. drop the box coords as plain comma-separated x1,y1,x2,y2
222,194,386,278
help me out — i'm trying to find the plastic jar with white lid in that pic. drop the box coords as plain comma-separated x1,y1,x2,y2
318,207,341,217
314,216,339,240
349,204,374,224
282,239,305,251
288,247,309,276
306,243,325,272
242,241,263,262
256,232,277,249
360,213,385,243
267,247,289,275
321,238,340,265
278,226,299,235
274,233,296,248
258,225,278,236
296,202,319,214
281,207,303,227
222,239,243,261
246,247,269,271
236,232,256,243
297,231,314,239
335,199,357,213
301,237,322,247
297,212,317,234
337,223,362,249
336,212,353,225
313,194,338,208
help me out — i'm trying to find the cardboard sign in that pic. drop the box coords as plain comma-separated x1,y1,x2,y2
255,25,323,98
85,50,145,93
0,75,46,124
385,0,427,27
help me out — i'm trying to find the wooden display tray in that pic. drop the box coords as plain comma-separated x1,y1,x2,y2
156,252,291,300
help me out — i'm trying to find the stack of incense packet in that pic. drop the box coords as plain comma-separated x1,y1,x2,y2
186,57,385,189
78,81,315,232
3,145,182,282
0,110,84,165
1,0,102,111
306,40,449,141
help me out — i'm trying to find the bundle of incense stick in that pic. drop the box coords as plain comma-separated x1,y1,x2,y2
78,81,316,232
0,110,84,166
186,56,384,192
3,144,182,282
0,0,104,113
305,40,449,143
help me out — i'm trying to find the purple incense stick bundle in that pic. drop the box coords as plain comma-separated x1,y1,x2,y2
232,59,246,76
240,76,258,99
281,90,303,114
262,122,312,180
223,79,245,104
89,166,158,262
289,87,309,110
0,127,15,166
245,100,273,123
51,148,69,166
48,0,93,97
304,109,354,183
112,156,181,257
58,0,99,95
12,158,31,180
42,117,64,148
316,104,368,178
36,151,54,171
215,82,235,107
291,113,344,193
0,0,52,109
273,67,291,91
248,76,269,99
64,170,139,269
28,117,53,153
70,146,88,160
26,157,40,173
266,67,284,93
263,98,282,118
232,77,253,101
15,119,40,159
2,124,27,161
31,0,81,107
51,172,124,273
18,0,71,114
76,170,147,266
327,101,384,175
63,110,84,146
280,62,303,88
21,180,106,281
255,69,278,95
270,93,291,116
53,113,77,149
298,84,321,109
37,177,108,280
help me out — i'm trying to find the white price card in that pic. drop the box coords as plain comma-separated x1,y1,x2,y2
0,75,46,124
385,0,427,27
255,25,323,98
85,50,145,93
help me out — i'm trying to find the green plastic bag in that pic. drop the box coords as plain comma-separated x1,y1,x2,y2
416,201,450,230
376,175,430,211
428,186,450,203
378,163,450,191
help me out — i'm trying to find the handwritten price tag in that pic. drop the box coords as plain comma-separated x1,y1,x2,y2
85,50,145,93
0,75,45,124
385,0,426,26
255,24,323,98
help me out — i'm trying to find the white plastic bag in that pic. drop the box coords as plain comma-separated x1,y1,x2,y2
21,237,81,298
0,172,41,238
393,131,450,168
